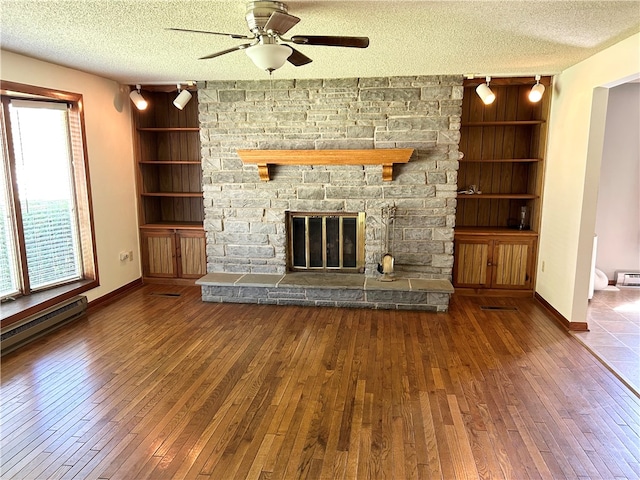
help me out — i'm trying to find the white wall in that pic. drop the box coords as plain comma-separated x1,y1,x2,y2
1,51,141,302
594,83,640,280
537,33,640,325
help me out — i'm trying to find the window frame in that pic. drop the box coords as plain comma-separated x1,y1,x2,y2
0,81,99,328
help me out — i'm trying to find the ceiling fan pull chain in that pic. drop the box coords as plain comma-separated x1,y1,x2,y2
269,74,275,107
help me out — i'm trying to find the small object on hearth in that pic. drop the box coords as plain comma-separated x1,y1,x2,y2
379,253,395,282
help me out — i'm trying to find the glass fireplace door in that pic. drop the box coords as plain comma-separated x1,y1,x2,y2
289,212,364,272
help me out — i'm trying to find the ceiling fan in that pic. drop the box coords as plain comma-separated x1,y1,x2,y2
169,1,370,73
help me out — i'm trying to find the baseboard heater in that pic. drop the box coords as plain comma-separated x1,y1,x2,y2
616,271,640,287
1,295,87,355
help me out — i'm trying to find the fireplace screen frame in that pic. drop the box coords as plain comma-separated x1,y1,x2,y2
287,211,366,273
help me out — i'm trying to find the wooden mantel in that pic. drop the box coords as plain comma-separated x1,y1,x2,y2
237,149,414,182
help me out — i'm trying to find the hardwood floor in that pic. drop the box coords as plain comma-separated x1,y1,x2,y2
1,284,639,479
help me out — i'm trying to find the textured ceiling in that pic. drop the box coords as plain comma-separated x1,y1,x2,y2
1,1,639,84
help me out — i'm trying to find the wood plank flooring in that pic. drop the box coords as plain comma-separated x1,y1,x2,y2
1,284,639,479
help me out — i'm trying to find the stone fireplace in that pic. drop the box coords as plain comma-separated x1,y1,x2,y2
196,75,462,310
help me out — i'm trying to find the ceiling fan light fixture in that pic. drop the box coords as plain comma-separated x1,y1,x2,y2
172,2,369,72
173,84,193,110
130,84,148,110
245,43,293,72
529,75,545,103
476,76,495,105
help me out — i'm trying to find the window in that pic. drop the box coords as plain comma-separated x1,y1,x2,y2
1,82,98,307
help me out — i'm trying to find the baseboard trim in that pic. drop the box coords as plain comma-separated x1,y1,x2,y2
534,292,589,331
88,278,143,312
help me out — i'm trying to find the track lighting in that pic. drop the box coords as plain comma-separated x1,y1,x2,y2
529,75,545,103
173,84,192,110
476,76,495,105
129,84,148,110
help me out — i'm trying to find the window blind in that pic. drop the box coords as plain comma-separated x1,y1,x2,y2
9,99,82,291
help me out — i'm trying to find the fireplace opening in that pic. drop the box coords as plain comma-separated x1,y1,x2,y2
287,212,365,273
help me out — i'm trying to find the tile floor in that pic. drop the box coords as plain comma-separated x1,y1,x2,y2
573,286,640,395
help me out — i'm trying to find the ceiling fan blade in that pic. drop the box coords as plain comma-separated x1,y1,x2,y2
264,11,300,35
291,35,370,48
287,47,313,67
199,43,253,60
168,27,252,40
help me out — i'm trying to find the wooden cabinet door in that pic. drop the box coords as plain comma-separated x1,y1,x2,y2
454,234,537,291
491,238,535,289
176,230,206,278
142,230,177,278
453,237,491,287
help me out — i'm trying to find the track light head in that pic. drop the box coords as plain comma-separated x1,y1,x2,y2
129,85,148,111
529,75,545,103
173,84,192,110
476,76,495,105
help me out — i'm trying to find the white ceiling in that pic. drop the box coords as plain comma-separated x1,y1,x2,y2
1,1,639,85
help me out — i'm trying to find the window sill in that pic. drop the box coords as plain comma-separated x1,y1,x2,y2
1,279,98,328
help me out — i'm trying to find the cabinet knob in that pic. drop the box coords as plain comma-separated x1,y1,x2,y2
487,262,492,266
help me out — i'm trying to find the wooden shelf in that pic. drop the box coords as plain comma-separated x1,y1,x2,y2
237,148,414,182
140,222,203,230
455,226,538,237
141,192,203,198
460,158,541,163
139,161,201,165
463,77,552,88
462,120,544,126
457,193,537,199
137,127,200,132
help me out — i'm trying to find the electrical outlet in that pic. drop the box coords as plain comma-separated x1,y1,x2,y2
119,251,130,262
128,250,134,262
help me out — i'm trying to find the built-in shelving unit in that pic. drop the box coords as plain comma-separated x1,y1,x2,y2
456,77,551,231
133,92,202,226
453,76,551,294
132,87,206,283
